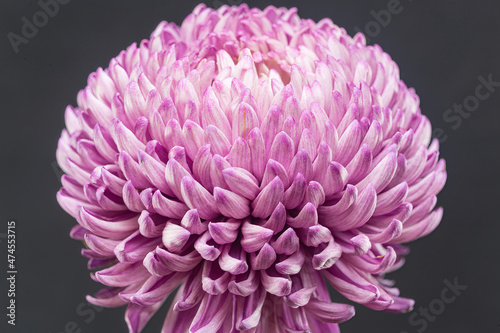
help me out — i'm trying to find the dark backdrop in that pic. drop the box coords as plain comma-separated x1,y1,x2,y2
1,0,499,332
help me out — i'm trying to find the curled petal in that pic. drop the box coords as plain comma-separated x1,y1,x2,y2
241,221,274,253
305,298,355,323
164,158,191,200
304,181,326,208
110,119,145,160
346,246,397,274
286,202,318,228
162,222,191,253
180,176,220,220
350,234,371,256
285,286,317,309
194,230,221,261
250,243,277,270
323,184,377,231
356,152,397,193
218,243,248,275
142,251,172,277
131,272,187,307
208,219,240,245
228,269,260,297
226,137,252,171
94,124,118,162
189,291,232,333
271,228,300,255
99,166,125,196
122,180,146,212
385,296,415,314
181,209,207,235
213,187,251,219
233,286,267,331
288,149,314,182
86,287,128,308
283,173,307,210
335,120,362,165
84,233,120,257
261,159,289,189
192,145,214,192
153,246,202,272
174,269,204,311
248,127,266,182
210,154,231,189
313,141,332,179
201,260,231,295
262,202,287,234
345,144,372,184
201,91,231,139
94,261,148,287
323,259,381,305
182,120,204,161
162,286,200,333
252,176,284,218
393,207,443,243
222,167,260,200
297,225,332,247
318,184,357,216
260,267,292,297
232,102,259,141
137,150,174,196
320,161,348,197
125,300,165,333
275,246,305,275
118,151,152,190
269,131,295,171
374,182,408,215
77,208,138,240
69,224,88,240
114,230,161,263
152,190,189,219
359,219,403,244
312,239,342,270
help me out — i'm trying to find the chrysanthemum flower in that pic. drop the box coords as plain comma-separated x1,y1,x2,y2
56,3,447,332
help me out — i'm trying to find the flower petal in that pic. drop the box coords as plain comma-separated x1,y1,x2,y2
241,221,274,253
181,176,220,220
252,176,284,219
213,187,251,219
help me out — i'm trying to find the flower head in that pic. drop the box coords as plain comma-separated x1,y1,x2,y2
56,3,446,332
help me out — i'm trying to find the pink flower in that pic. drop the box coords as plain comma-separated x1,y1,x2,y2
56,3,446,332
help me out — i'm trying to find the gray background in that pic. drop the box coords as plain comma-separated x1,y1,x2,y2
1,0,499,332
